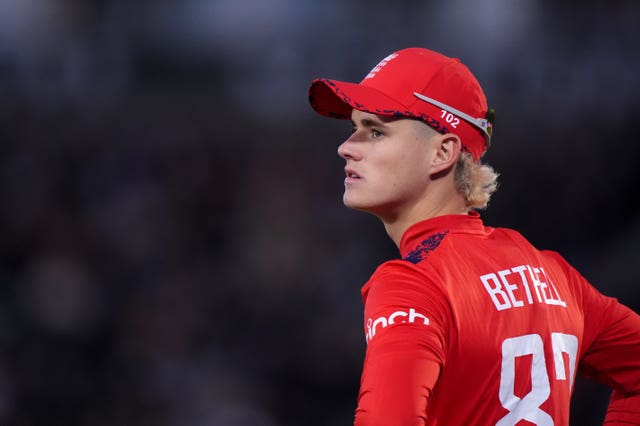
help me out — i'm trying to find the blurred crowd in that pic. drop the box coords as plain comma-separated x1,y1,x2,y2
0,0,638,425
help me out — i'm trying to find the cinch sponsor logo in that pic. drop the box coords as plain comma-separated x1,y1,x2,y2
365,308,429,343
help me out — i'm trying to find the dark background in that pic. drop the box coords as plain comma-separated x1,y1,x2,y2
0,0,638,425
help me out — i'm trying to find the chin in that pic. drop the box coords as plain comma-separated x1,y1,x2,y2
343,194,365,210
343,194,382,214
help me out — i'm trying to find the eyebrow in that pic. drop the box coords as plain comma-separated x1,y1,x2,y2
351,117,390,128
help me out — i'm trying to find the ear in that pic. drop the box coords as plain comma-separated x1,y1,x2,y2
431,133,462,175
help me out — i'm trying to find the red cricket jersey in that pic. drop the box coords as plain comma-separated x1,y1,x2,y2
354,212,640,426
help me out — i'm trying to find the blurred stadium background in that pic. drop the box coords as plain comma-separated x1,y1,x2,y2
0,0,638,424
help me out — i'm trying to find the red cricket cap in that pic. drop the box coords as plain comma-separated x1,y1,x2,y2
308,48,493,160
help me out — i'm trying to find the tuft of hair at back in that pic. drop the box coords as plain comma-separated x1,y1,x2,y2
454,151,499,210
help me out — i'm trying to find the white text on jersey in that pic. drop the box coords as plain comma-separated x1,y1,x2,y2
480,264,567,311
365,308,429,343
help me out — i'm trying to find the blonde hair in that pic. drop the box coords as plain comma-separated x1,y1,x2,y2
454,151,499,209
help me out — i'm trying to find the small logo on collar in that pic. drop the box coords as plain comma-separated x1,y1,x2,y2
403,230,449,264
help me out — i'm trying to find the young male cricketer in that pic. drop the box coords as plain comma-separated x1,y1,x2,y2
308,47,640,425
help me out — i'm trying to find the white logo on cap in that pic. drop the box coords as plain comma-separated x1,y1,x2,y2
364,53,399,80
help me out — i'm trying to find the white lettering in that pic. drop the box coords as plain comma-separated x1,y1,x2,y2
511,265,534,304
481,264,567,312
480,272,512,311
388,310,407,324
408,308,429,325
498,269,524,308
365,307,429,343
540,268,567,307
527,265,544,303
533,267,553,304
371,316,387,338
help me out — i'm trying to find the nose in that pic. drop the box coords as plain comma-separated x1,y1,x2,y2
337,136,360,160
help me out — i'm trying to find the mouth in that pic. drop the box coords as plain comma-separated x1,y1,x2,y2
344,168,361,184
345,168,360,179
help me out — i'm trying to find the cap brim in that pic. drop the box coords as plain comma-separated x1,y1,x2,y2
308,78,407,120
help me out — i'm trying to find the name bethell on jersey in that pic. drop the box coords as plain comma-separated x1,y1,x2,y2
480,264,567,311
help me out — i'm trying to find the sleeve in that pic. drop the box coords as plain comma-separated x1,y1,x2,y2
572,266,640,425
354,260,451,426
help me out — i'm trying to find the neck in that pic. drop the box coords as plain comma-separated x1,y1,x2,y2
382,192,469,247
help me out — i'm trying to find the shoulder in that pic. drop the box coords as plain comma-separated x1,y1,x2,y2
367,259,433,289
362,259,453,342
362,259,448,307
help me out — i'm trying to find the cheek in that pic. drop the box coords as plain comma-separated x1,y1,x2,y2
388,154,429,186
378,164,428,199
371,142,431,191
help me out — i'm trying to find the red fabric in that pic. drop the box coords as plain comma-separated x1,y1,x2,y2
354,213,640,425
308,48,491,160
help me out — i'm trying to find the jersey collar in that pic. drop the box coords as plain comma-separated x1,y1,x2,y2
399,211,488,259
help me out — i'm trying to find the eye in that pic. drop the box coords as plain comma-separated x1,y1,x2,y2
371,128,384,138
